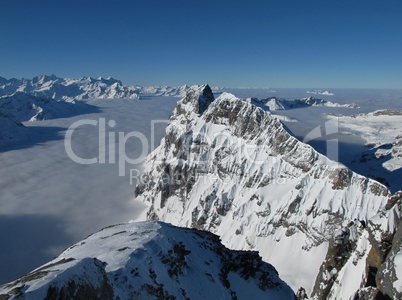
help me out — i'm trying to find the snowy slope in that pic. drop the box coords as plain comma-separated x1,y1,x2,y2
135,85,402,299
0,92,95,147
327,110,402,192
0,221,294,300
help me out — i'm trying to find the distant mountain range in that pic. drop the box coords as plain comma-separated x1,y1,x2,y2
0,75,356,147
257,96,358,110
0,74,139,100
0,75,196,101
0,75,191,147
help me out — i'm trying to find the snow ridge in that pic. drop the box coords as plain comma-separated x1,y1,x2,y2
0,221,294,300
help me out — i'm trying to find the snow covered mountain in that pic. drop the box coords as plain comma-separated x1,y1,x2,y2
0,92,92,122
0,74,194,147
0,75,140,101
327,110,402,192
259,96,358,111
138,85,189,97
135,85,402,299
0,92,94,147
0,221,294,299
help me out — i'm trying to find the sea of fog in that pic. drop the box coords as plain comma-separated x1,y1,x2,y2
0,97,177,284
0,88,401,284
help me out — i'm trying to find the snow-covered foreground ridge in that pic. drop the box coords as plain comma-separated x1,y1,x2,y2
136,85,402,299
0,221,294,300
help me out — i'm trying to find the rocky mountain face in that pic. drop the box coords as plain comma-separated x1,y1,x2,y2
138,85,189,97
0,221,294,300
0,75,140,101
135,85,402,299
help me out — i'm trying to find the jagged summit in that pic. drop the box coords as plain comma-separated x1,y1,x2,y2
181,84,215,115
0,221,294,299
136,87,401,298
31,74,59,84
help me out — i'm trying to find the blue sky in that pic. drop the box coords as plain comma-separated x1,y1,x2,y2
1,0,401,88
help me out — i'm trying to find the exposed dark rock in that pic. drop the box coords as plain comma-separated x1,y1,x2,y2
181,84,214,115
375,219,402,299
295,287,308,299
311,226,354,300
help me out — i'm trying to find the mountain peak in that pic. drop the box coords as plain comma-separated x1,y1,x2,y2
32,74,59,84
182,84,214,115
136,86,397,296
